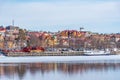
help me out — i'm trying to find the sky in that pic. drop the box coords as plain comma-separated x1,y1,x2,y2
0,0,120,33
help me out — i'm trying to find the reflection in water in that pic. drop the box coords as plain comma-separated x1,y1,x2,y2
0,63,120,80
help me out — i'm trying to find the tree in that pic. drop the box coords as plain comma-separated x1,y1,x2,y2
29,34,41,47
18,29,26,41
16,29,27,48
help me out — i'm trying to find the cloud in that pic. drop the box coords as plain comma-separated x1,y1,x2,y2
0,1,120,33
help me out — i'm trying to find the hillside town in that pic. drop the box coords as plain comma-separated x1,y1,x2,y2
0,25,120,54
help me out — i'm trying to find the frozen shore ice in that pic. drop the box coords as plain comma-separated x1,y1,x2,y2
0,55,120,63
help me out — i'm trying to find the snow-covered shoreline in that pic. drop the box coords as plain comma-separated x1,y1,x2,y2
1,55,120,63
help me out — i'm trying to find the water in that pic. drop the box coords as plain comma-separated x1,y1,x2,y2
0,62,120,80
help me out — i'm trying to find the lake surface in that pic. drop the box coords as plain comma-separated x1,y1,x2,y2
0,62,120,80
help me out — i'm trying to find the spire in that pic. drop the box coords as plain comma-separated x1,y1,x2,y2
12,19,14,26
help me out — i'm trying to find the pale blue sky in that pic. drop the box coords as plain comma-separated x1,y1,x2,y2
0,0,120,33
